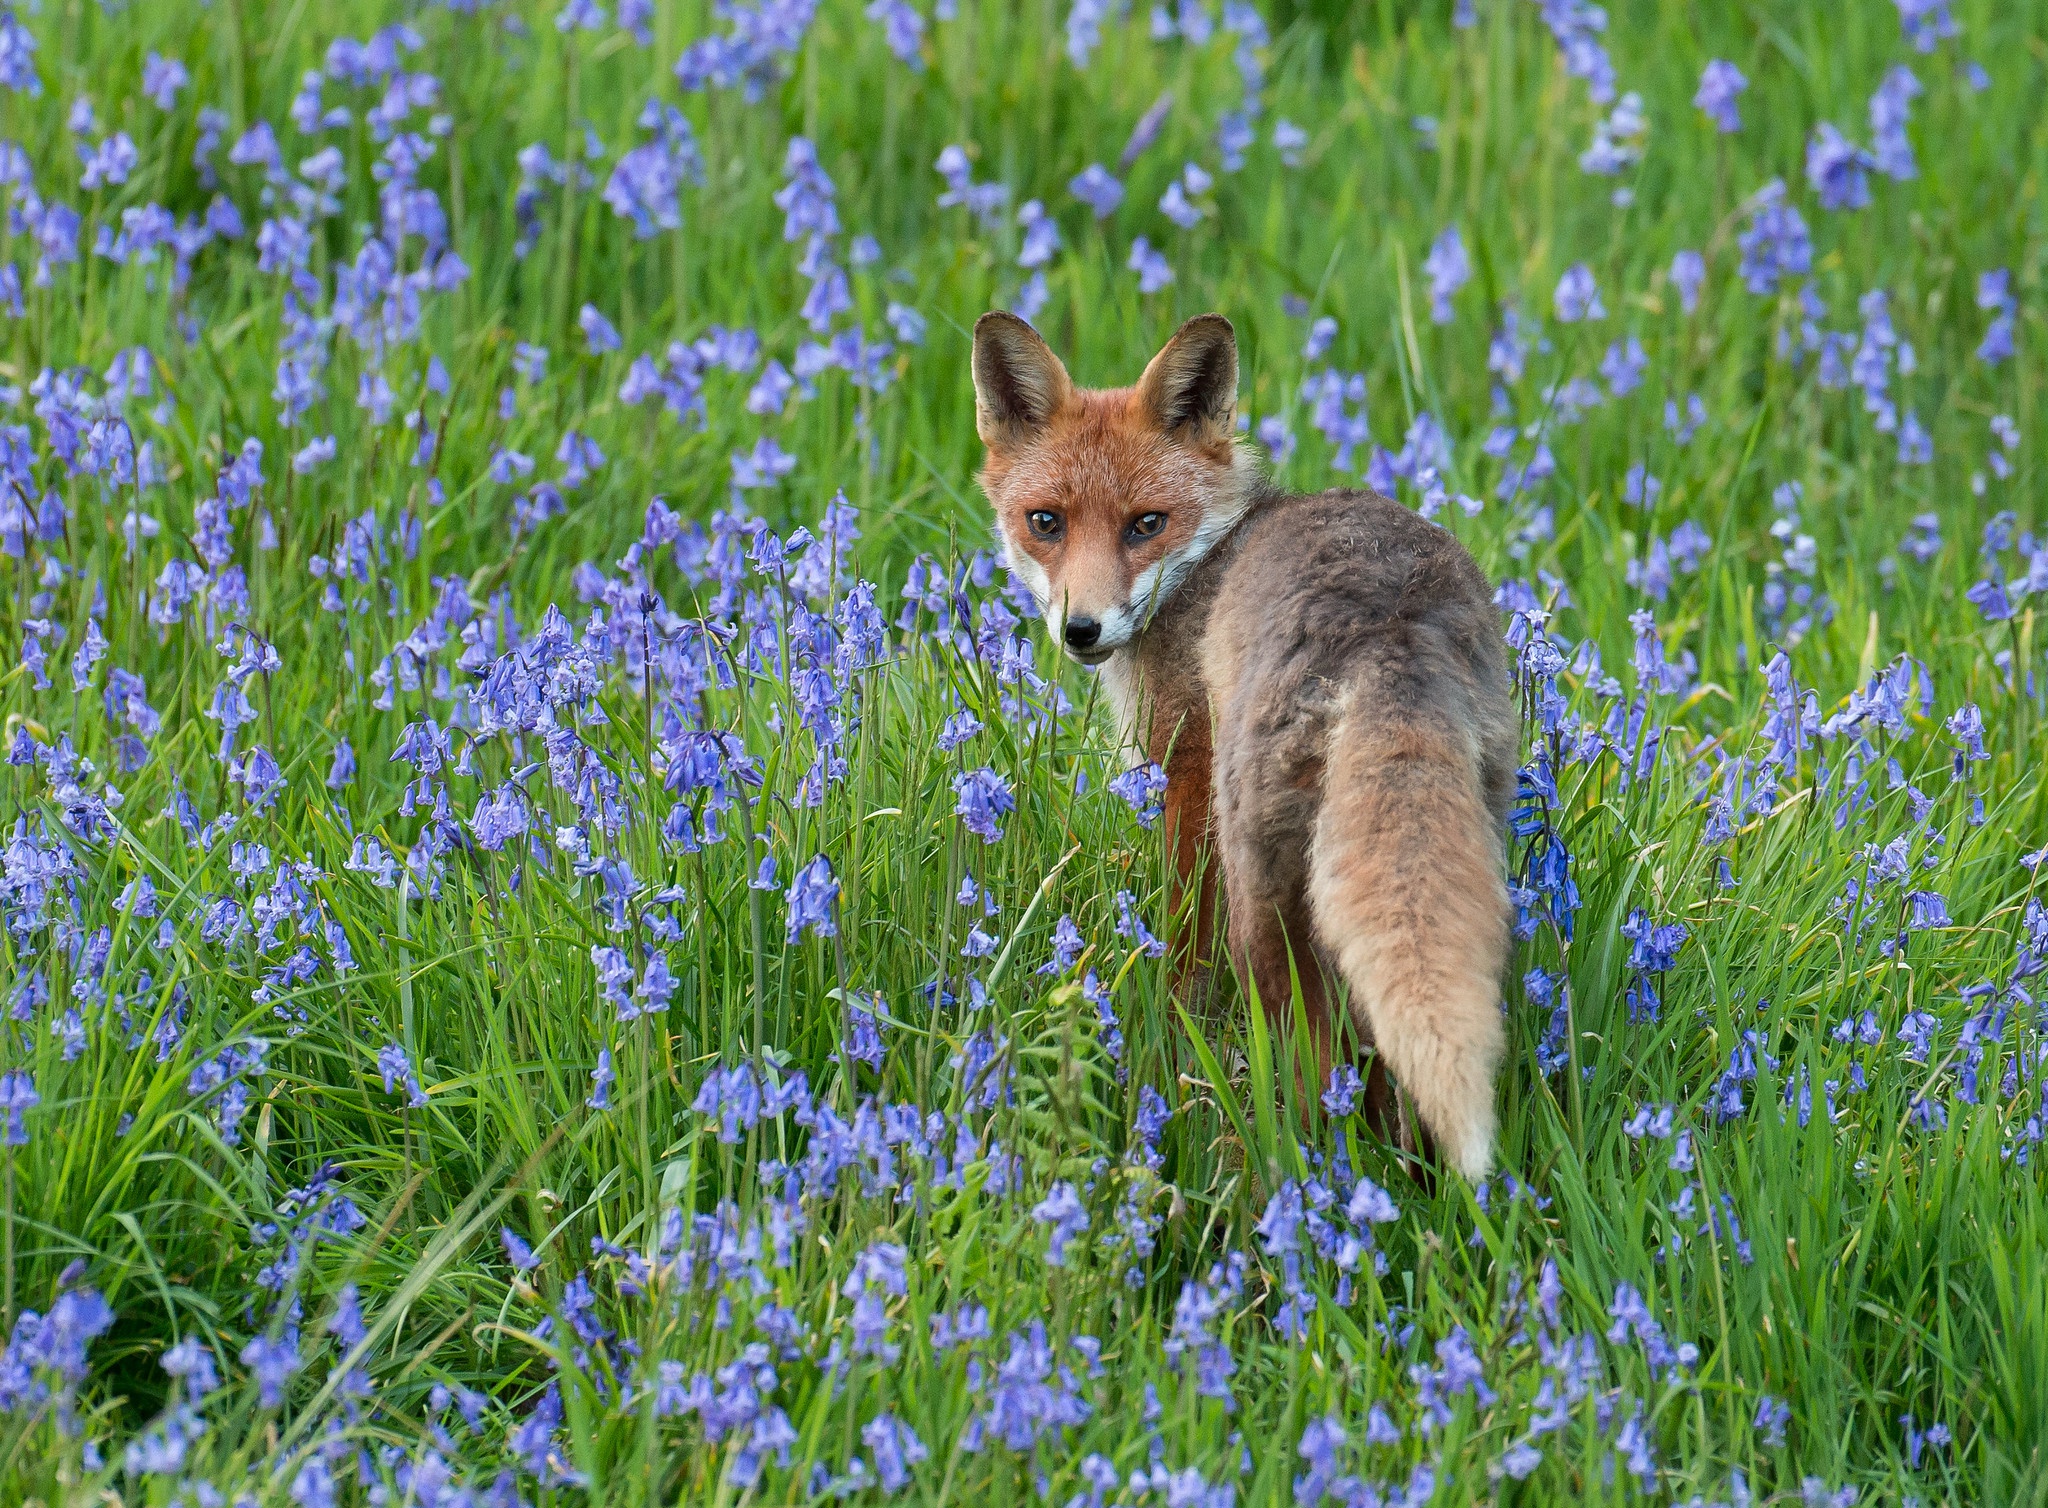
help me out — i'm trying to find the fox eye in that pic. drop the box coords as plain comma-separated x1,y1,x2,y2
1128,511,1168,541
1027,510,1063,539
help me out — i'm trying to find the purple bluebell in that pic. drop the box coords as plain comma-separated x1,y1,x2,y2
377,1043,429,1108
240,1333,301,1408
1736,182,1812,295
1114,890,1166,957
1976,269,2015,365
1553,264,1603,322
1807,124,1875,211
785,855,839,942
1273,118,1307,166
0,1068,36,1144
1032,1181,1089,1265
1895,0,1958,53
861,1412,928,1493
1870,65,1921,180
1128,236,1174,293
952,767,1015,843
1108,761,1169,827
1068,163,1124,219
1423,225,1470,324
1321,1063,1363,1115
1694,60,1746,132
1530,0,1615,103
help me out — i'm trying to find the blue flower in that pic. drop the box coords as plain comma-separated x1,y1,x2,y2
1694,60,1746,132
1553,264,1603,322
1068,163,1124,219
1031,1182,1088,1265
500,1226,540,1271
952,767,1015,843
142,53,189,111
1107,761,1168,827
578,303,622,353
376,1043,428,1108
1321,1063,1363,1116
1422,225,1469,324
1807,123,1875,211
1128,236,1174,293
0,1068,37,1145
240,1332,301,1408
785,854,839,942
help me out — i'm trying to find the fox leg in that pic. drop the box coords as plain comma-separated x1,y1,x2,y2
1211,712,1345,1090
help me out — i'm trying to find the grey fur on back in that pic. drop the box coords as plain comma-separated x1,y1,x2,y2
1164,482,1517,1178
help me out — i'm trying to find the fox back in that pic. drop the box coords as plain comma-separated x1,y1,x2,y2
973,311,1517,1178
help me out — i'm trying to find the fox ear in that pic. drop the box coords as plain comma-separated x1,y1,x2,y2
1137,314,1238,447
972,312,1073,447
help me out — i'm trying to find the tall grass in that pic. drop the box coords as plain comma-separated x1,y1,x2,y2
1,0,2044,1502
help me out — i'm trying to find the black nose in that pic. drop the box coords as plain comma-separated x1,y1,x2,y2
1064,617,1101,650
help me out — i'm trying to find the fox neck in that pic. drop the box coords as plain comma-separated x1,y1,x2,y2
1096,475,1261,758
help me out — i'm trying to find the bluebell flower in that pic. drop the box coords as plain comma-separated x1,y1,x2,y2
1107,761,1168,826
587,1048,615,1110
1036,914,1086,976
142,53,189,111
1976,268,2015,364
861,1413,928,1493
1128,236,1174,293
776,136,840,242
952,766,1015,843
1895,0,1958,53
78,131,138,190
1065,0,1109,67
1346,1175,1398,1224
377,1043,429,1108
578,303,621,353
240,1333,301,1408
1031,1181,1088,1265
1273,118,1308,166
1295,1414,1346,1502
1068,163,1124,219
1011,270,1050,324
785,855,839,942
501,1226,540,1271
1694,60,1746,132
1600,335,1648,397
0,1068,37,1144
1215,109,1256,171
1423,225,1469,324
0,10,40,96
1736,182,1812,295
160,1335,219,1402
1870,65,1921,180
1807,124,1875,211
1552,264,1603,322
1115,890,1166,957
1321,1063,1362,1116
1531,0,1615,104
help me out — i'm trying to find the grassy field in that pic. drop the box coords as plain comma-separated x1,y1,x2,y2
1,0,2045,1501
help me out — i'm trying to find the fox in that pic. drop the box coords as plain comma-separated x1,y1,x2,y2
970,310,1518,1179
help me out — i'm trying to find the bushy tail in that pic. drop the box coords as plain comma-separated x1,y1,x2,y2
1307,696,1509,1180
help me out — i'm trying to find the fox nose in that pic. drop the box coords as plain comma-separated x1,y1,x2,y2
1064,617,1102,651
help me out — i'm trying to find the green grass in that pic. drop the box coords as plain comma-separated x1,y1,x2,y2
3,0,2047,1502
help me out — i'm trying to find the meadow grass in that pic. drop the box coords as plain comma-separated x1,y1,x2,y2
2,0,2046,1502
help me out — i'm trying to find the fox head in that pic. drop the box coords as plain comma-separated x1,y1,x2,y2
971,311,1254,665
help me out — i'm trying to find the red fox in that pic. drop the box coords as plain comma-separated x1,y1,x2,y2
971,311,1517,1179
